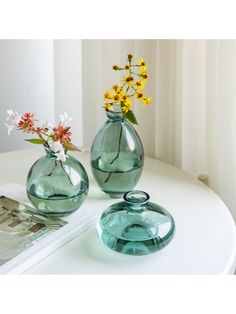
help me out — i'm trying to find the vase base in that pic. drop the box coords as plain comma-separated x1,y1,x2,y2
97,221,175,256
105,192,124,198
36,209,76,217
27,190,88,217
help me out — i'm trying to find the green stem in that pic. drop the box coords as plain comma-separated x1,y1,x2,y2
59,161,73,185
47,160,73,186
104,172,112,184
131,71,141,77
103,125,123,184
110,125,123,165
48,160,57,176
131,86,137,93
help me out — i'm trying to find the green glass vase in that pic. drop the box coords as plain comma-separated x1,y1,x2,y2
97,190,175,255
26,147,89,216
90,111,144,198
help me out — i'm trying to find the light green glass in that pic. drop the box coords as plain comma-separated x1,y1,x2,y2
26,147,89,216
97,190,175,255
91,111,144,198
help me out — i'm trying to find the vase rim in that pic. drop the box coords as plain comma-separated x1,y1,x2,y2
124,190,150,205
43,144,67,157
106,110,124,121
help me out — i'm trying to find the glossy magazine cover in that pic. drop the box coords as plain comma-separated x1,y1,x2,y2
0,196,67,266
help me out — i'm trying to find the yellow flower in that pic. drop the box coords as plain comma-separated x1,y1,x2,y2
128,54,133,61
117,91,127,101
135,80,145,89
140,70,148,80
135,90,145,102
105,103,113,111
140,65,147,72
104,90,113,100
112,85,122,92
138,58,147,73
113,93,122,102
143,97,152,106
102,55,152,118
122,75,135,86
113,65,120,70
137,57,146,67
122,99,132,113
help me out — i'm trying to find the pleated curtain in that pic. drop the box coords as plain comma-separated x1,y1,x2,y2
1,39,236,221
82,39,236,221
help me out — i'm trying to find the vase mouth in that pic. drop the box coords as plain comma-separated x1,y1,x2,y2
106,105,124,120
106,109,124,121
124,190,150,205
44,145,53,155
43,144,67,157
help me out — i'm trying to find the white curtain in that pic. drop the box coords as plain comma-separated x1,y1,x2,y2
82,39,236,222
82,40,157,156
1,39,236,222
156,40,236,222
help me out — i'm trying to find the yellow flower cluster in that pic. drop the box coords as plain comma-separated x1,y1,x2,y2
103,54,152,124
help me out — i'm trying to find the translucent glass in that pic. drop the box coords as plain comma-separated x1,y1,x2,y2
91,111,144,198
97,190,175,255
26,147,89,216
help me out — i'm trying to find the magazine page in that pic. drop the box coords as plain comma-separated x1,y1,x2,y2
0,183,97,274
0,195,67,267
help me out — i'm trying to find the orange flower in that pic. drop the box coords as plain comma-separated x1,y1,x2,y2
52,125,72,143
18,113,36,133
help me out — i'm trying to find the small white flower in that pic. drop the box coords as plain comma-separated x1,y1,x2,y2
5,109,21,135
55,151,68,162
42,119,53,130
49,141,63,153
4,123,16,136
49,141,68,162
59,112,72,126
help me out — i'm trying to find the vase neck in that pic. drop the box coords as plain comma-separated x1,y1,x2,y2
106,110,125,122
124,191,150,210
44,145,67,158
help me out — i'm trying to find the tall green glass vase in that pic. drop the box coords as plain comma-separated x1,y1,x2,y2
90,111,144,198
26,147,89,216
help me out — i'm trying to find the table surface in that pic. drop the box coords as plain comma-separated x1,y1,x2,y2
0,148,236,274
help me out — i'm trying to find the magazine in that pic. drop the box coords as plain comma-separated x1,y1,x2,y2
0,183,97,274
0,195,67,267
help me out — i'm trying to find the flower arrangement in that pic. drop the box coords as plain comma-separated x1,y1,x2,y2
5,110,79,161
103,54,152,124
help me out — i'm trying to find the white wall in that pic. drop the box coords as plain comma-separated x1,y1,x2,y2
0,40,55,152
0,39,156,155
54,40,83,148
82,40,157,156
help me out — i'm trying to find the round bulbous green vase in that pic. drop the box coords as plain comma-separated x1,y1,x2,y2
90,111,144,198
26,147,89,217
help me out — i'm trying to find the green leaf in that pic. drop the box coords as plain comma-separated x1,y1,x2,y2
63,142,81,151
25,139,46,145
125,110,138,125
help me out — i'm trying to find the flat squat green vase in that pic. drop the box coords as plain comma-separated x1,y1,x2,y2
97,190,175,255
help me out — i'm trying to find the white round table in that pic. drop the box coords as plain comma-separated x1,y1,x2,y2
0,148,236,274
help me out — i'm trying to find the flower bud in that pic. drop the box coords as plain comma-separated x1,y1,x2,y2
128,54,133,60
